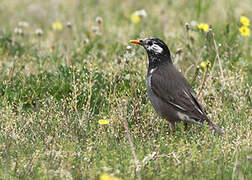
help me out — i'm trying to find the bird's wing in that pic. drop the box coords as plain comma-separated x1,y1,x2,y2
150,64,208,123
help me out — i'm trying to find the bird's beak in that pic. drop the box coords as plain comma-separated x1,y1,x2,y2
130,40,141,45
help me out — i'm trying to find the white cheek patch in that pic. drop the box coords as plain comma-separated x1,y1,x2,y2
147,44,163,54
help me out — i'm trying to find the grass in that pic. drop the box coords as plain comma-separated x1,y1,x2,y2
0,0,252,179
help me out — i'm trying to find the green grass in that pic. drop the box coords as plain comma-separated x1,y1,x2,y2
0,0,252,179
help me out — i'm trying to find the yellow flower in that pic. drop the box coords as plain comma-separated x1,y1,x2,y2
239,26,250,36
100,173,121,180
52,21,63,31
98,119,109,125
200,61,207,68
197,23,209,32
200,61,211,68
240,16,250,27
131,13,141,24
100,174,110,180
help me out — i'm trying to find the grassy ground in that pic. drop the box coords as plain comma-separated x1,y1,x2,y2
0,0,251,179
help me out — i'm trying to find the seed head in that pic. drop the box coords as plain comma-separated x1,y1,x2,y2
84,38,89,44
91,26,101,35
96,16,103,25
35,28,43,36
14,28,24,36
185,23,190,31
92,26,99,33
176,48,183,55
66,22,72,28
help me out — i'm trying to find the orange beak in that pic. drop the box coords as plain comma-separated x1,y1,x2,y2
130,40,140,44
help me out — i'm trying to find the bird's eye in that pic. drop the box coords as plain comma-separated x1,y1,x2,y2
147,41,153,46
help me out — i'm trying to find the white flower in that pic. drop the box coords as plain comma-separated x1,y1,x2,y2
18,21,29,27
190,20,197,27
126,45,132,51
134,9,147,17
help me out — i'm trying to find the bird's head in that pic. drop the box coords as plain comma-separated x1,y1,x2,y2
130,37,172,67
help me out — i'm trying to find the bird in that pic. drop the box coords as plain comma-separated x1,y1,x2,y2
130,37,224,135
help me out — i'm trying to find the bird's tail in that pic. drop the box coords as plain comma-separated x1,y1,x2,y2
208,121,224,135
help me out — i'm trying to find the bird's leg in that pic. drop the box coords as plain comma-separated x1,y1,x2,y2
184,122,189,131
168,122,175,138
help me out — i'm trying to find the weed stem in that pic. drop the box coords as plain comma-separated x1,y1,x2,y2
120,100,141,180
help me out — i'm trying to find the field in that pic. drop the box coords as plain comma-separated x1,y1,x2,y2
0,0,251,179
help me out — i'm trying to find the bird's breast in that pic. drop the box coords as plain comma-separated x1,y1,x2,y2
146,67,157,95
146,71,163,116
